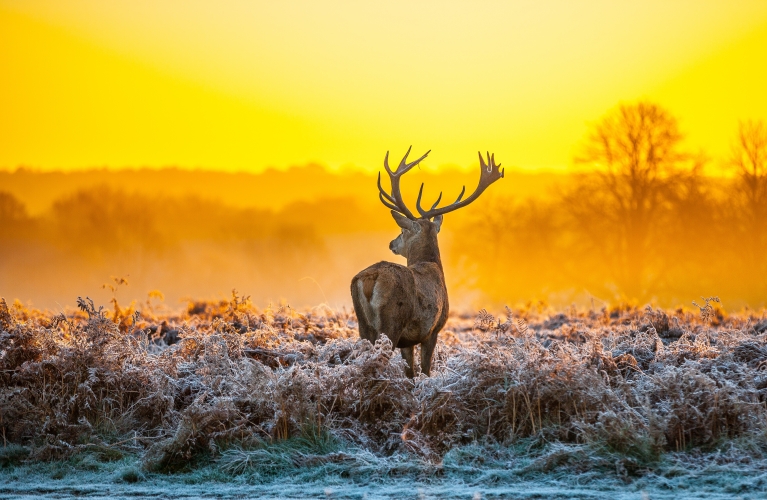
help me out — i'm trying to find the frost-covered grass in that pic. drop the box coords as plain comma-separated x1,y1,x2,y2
2,295,767,497
3,442,767,498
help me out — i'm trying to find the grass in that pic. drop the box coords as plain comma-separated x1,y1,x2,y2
1,294,767,494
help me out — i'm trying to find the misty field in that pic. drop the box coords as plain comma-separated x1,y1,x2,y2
2,295,767,499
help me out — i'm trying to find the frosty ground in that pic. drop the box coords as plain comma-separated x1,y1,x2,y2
2,296,767,498
2,446,767,499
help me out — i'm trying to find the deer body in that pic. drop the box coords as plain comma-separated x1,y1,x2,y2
351,218,448,377
351,148,503,377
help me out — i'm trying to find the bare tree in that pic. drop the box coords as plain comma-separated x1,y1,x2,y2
565,101,700,299
727,119,767,275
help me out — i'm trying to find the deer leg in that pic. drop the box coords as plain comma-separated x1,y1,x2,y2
356,315,378,343
401,346,415,379
420,332,439,376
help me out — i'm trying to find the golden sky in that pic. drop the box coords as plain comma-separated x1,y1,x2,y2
2,0,766,173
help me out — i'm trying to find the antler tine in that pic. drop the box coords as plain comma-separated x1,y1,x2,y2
378,172,394,203
453,185,466,203
415,184,444,217
377,172,396,204
431,191,443,209
416,151,504,220
398,145,413,172
397,147,430,175
377,147,431,220
383,151,394,175
384,146,431,177
379,192,400,212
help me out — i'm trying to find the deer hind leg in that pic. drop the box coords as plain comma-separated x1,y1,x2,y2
419,331,440,376
400,346,415,379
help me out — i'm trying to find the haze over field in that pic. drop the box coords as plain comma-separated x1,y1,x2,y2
1,156,766,311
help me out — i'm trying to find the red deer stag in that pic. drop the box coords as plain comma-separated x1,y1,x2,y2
351,148,504,377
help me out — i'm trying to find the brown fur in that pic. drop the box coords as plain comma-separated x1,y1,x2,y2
351,217,448,377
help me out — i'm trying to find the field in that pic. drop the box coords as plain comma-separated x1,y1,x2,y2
2,295,767,498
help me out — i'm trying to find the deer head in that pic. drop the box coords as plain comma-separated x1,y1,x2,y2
388,212,443,259
378,147,504,263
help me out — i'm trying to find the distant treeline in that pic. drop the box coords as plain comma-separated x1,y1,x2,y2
1,101,765,310
0,186,395,309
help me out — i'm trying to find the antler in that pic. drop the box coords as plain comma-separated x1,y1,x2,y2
377,146,431,220
415,152,504,219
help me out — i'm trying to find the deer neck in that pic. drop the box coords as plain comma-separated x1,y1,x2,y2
406,234,443,270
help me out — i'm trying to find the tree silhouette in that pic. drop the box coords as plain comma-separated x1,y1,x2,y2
564,101,701,299
727,119,767,279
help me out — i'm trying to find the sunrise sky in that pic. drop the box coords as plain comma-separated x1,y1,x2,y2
2,0,767,173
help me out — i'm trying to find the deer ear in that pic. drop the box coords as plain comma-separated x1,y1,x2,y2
391,211,416,230
432,214,443,233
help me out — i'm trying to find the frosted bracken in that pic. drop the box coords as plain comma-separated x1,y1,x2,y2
2,296,767,498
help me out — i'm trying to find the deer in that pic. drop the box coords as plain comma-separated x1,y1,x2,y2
351,147,504,378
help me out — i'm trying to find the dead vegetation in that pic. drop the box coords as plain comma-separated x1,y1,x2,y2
1,294,767,479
